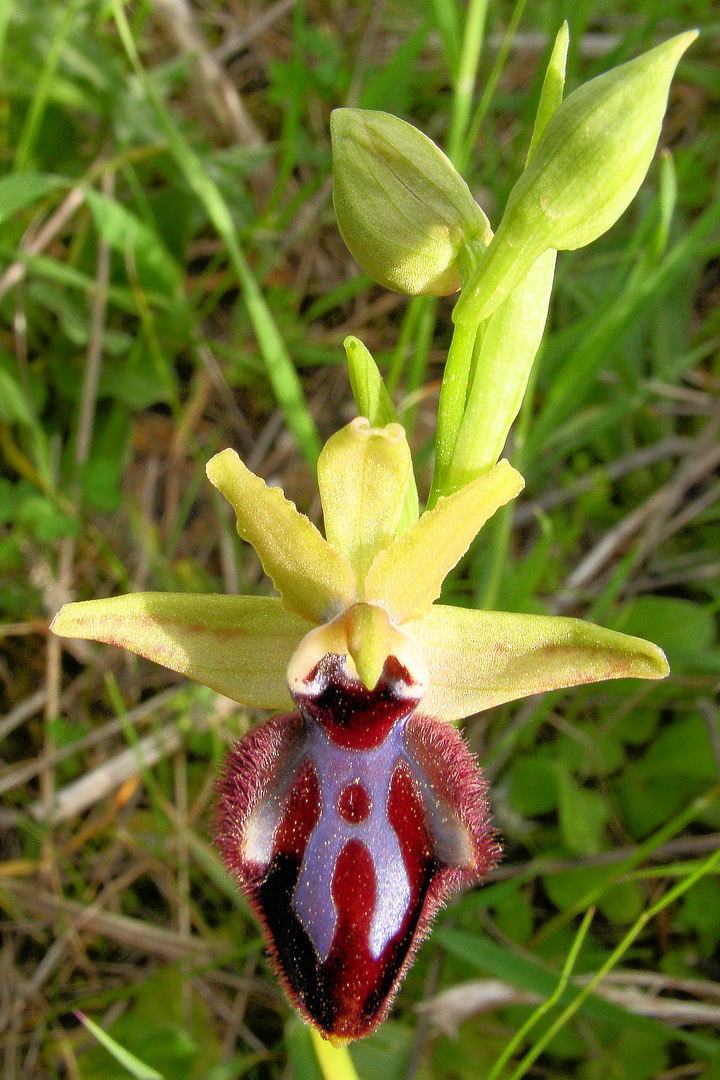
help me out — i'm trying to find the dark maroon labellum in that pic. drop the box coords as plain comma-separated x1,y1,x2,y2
214,652,500,1041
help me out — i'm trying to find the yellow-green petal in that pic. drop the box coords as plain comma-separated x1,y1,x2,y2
287,602,428,699
364,460,524,623
405,605,669,722
51,593,309,709
318,418,412,589
207,448,355,623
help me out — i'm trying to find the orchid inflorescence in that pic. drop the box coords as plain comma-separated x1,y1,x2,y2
51,27,694,1044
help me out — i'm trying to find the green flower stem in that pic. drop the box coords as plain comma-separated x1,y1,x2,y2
310,1029,362,1080
432,24,568,506
505,844,720,1080
487,906,595,1080
427,316,479,508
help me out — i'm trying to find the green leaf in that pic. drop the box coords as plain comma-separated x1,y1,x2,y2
616,595,720,674
79,455,124,513
677,876,720,953
629,716,718,782
85,189,182,295
509,755,558,817
75,1012,165,1080
544,866,645,924
0,368,34,424
17,494,79,542
556,761,609,856
492,883,534,945
0,173,66,227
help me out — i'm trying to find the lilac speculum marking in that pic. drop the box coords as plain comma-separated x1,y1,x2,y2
292,717,412,962
240,643,473,968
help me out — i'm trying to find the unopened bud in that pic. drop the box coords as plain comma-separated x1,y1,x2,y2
331,108,491,296
455,30,697,326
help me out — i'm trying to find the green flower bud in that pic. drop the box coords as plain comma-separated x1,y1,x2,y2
331,108,491,296
455,30,697,327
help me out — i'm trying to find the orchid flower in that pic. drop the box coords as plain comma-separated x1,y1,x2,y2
51,417,668,1043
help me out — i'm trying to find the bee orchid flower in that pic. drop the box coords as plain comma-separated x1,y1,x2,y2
51,418,668,1042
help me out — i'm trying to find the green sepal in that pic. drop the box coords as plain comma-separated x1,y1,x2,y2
51,594,309,709
406,604,670,722
317,417,412,588
206,448,355,624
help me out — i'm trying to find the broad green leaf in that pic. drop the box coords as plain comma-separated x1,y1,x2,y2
509,755,558,817
206,448,355,623
318,417,412,587
365,460,523,623
556,761,609,856
492,883,534,945
544,866,645,924
51,593,308,709
677,877,720,953
0,172,66,227
85,188,182,294
406,605,669,722
628,717,718,782
17,494,79,542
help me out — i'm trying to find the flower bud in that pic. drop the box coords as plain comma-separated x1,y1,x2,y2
455,30,697,327
331,108,491,296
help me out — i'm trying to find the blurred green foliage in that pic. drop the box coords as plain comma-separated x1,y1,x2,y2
1,1,719,1078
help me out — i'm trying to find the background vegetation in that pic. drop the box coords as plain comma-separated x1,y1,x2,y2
1,1,719,1077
